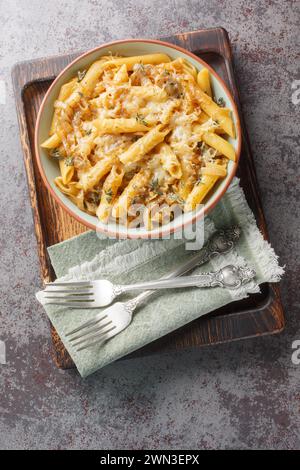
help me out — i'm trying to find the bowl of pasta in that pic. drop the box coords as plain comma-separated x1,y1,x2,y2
35,39,241,238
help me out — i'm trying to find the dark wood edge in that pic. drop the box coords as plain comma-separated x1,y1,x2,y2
212,29,285,331
12,73,51,283
11,27,285,370
11,26,228,82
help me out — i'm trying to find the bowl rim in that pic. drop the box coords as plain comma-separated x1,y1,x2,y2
34,38,242,239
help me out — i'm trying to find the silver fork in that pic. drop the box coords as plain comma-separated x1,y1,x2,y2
42,225,242,308
60,226,242,351
66,264,256,351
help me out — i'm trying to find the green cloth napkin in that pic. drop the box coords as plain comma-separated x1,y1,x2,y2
36,178,283,377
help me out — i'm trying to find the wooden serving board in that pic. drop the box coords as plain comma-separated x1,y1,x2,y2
12,28,285,369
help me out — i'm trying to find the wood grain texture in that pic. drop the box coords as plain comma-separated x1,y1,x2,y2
12,27,285,370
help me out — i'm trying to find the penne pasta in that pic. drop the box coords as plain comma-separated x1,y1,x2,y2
201,161,227,177
81,53,171,94
92,118,150,134
64,90,82,107
113,64,129,84
50,78,77,135
177,157,195,201
41,133,62,149
195,114,224,135
157,143,182,179
97,164,124,222
164,58,197,79
112,168,151,219
184,175,219,212
119,125,170,165
197,111,213,125
178,177,194,201
59,159,75,185
182,59,197,79
219,107,232,117
200,132,236,161
197,68,212,97
76,136,97,158
129,85,167,101
109,53,171,70
42,52,237,228
80,156,115,191
194,86,235,138
54,177,80,196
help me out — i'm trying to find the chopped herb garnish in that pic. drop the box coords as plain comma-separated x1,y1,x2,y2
64,156,74,166
150,178,163,195
105,188,113,202
86,128,92,135
77,69,86,82
215,97,226,107
136,113,148,127
89,191,101,205
169,193,184,204
77,91,84,97
50,148,64,160
150,178,159,191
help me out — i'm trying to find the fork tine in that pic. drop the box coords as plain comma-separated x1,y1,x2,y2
65,314,108,336
44,301,97,308
44,288,93,294
45,281,92,287
44,294,94,301
76,329,116,351
71,324,115,347
77,335,109,352
68,320,112,342
76,327,116,351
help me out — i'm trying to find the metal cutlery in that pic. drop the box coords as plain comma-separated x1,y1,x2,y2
66,264,256,351
44,264,252,308
43,225,242,308
54,225,250,352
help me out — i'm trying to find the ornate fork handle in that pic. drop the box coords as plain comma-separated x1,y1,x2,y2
121,265,255,293
199,265,256,289
205,225,241,258
123,225,242,313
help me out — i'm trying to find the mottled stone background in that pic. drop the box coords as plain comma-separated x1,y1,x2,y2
0,0,299,450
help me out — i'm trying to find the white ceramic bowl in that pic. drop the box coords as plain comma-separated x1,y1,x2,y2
35,39,241,239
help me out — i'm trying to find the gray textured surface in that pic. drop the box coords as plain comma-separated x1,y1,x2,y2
0,0,299,450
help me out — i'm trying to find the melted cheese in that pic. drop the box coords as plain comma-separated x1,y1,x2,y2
45,53,234,226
